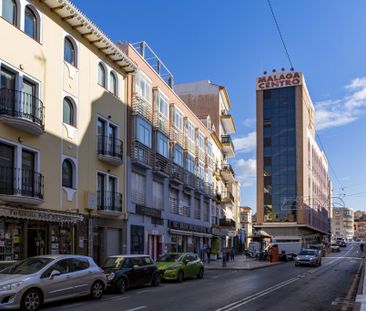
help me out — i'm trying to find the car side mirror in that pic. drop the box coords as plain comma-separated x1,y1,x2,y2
49,270,61,279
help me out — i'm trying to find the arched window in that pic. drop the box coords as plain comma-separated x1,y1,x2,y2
62,159,73,188
2,0,17,26
24,6,38,40
98,63,106,87
109,71,117,95
63,97,75,126
64,37,76,67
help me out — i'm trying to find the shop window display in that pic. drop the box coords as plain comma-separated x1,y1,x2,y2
0,220,23,260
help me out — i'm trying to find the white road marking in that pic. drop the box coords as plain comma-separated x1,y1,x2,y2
123,307,147,311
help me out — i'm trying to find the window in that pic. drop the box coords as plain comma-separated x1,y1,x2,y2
62,159,73,188
136,71,151,102
156,132,169,158
197,162,205,180
185,154,195,173
109,71,117,95
174,107,183,131
136,117,152,148
152,181,163,210
98,63,106,87
173,144,183,167
64,37,76,67
63,97,75,126
24,6,37,40
197,131,205,151
131,225,144,254
2,0,17,26
187,121,195,142
194,198,200,220
157,91,168,118
131,172,145,205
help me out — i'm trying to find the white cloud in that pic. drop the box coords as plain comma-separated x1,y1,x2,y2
232,157,256,188
242,118,256,128
233,131,256,153
315,77,366,130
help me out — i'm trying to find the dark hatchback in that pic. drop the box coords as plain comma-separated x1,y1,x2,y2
102,255,161,294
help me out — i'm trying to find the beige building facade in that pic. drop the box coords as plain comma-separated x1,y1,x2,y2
240,206,253,249
331,207,354,241
0,0,135,262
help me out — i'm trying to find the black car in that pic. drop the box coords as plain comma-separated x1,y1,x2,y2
102,255,161,294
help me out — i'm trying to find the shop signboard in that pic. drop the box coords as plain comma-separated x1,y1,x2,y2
136,205,162,219
256,72,303,91
168,220,211,234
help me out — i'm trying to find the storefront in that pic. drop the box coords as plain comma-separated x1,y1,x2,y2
0,205,85,260
168,220,212,258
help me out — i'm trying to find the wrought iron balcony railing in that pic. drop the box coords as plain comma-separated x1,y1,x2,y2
97,135,123,162
0,88,45,134
0,166,44,199
97,190,122,212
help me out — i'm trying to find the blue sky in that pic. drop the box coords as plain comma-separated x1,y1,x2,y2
73,0,366,212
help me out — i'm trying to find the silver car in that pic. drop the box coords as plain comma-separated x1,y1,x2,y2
295,249,322,267
0,255,106,310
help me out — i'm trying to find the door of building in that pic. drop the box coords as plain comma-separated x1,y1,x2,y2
27,226,47,257
148,235,162,261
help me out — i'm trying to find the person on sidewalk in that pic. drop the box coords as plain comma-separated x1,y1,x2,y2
226,247,230,262
360,243,364,253
230,247,235,261
206,247,211,264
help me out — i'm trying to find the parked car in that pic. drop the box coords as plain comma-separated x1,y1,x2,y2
102,255,161,294
330,243,340,252
309,244,326,257
336,237,347,247
295,249,322,267
0,255,106,311
156,253,204,282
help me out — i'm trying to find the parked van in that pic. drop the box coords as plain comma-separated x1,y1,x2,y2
270,236,302,259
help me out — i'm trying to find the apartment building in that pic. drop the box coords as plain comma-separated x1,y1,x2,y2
354,211,366,241
118,42,215,260
255,71,332,245
331,207,354,241
0,0,135,262
240,206,253,249
174,80,241,249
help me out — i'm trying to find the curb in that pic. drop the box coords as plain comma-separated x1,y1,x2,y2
354,257,365,311
205,261,284,271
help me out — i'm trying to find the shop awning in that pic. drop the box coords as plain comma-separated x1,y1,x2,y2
0,205,84,224
169,229,193,237
193,232,212,238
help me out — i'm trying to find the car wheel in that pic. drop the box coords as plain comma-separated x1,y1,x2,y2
177,271,184,283
151,273,161,287
197,268,204,279
21,289,42,311
91,281,104,299
118,278,127,294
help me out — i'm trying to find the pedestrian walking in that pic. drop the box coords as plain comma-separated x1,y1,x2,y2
230,247,235,261
360,243,364,253
206,247,211,264
226,247,230,262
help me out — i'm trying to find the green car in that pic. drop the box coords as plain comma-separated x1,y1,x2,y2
156,252,204,282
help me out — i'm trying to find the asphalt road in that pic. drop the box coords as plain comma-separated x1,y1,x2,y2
44,243,364,311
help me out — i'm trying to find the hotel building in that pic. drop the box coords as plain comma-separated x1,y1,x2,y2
255,71,331,245
0,0,135,262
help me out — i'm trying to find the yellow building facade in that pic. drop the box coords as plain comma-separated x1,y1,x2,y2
0,0,135,262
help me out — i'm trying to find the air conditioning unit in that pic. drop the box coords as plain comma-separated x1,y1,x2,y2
86,192,97,210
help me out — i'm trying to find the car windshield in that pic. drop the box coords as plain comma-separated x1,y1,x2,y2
158,254,182,262
299,250,316,256
103,257,124,269
2,258,53,275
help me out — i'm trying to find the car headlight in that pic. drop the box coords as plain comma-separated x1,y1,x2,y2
0,281,23,291
166,265,180,271
295,257,299,261
107,272,115,281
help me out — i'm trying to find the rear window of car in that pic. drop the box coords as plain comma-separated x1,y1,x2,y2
298,250,316,256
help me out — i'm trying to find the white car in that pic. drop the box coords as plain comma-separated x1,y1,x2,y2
330,243,340,252
0,255,106,310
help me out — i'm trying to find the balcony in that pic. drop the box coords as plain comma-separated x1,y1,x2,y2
184,137,195,155
196,146,206,163
153,111,169,135
204,182,214,197
170,163,184,183
221,163,235,183
170,126,184,146
220,114,236,134
153,153,170,176
0,167,44,205
219,218,236,228
183,170,196,189
0,88,45,135
195,177,205,193
221,135,235,157
222,190,235,203
131,141,153,168
132,92,152,122
97,191,122,216
169,197,179,214
206,155,215,169
97,135,123,166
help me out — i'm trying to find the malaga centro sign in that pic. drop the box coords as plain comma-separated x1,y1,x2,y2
256,72,303,90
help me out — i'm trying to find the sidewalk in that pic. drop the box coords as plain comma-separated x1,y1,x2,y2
204,255,284,271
